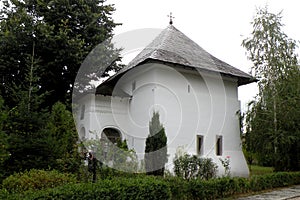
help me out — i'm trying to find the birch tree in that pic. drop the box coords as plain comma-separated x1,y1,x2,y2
242,6,299,170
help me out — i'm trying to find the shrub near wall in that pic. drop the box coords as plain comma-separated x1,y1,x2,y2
173,154,218,180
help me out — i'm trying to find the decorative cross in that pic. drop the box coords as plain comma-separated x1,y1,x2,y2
167,12,175,25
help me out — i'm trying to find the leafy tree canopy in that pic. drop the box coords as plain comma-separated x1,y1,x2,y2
2,43,80,175
242,6,300,171
242,6,298,85
0,0,121,107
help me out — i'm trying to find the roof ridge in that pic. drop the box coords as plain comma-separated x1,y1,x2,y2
126,25,171,68
101,24,256,87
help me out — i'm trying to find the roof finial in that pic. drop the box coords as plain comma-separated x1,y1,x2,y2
167,12,174,25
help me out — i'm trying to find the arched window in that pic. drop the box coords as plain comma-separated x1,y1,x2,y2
101,128,121,144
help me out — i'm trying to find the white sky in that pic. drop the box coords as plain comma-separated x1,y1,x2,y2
1,0,298,111
108,0,300,111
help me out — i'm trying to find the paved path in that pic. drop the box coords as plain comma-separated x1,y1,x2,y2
237,185,300,200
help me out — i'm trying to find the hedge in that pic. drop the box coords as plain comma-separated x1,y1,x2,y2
166,172,300,199
1,169,77,193
1,171,300,199
2,176,171,200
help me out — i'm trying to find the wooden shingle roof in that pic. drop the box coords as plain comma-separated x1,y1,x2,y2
99,24,255,92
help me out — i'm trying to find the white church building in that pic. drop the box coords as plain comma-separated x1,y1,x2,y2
76,24,255,177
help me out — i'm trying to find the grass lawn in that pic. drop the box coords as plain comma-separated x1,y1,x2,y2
249,165,274,176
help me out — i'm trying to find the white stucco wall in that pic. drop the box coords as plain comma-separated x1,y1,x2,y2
148,63,248,177
78,62,249,177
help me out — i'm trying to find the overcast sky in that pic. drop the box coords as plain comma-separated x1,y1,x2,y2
108,0,300,111
2,0,298,110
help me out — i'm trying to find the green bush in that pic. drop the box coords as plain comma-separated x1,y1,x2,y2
2,171,300,199
165,177,188,200
173,154,218,180
9,177,171,200
249,172,300,191
167,172,300,199
2,169,77,193
0,189,10,199
97,166,147,180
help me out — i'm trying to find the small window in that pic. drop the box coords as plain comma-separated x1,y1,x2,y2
80,127,86,140
132,81,136,92
80,105,85,120
188,84,190,93
216,135,223,156
197,135,204,155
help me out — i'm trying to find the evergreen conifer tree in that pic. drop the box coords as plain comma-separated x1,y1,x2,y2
145,112,167,176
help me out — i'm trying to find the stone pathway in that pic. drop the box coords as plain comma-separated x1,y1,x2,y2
237,185,300,200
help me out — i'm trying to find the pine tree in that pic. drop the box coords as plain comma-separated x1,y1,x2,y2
145,112,168,176
0,96,9,180
44,102,80,173
3,43,81,175
4,42,50,174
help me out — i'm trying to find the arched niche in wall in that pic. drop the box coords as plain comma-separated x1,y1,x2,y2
101,127,122,144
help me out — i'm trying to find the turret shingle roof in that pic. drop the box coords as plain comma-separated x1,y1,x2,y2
98,25,255,95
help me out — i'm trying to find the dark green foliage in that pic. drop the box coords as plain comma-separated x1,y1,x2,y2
3,50,50,174
2,171,300,199
169,172,300,199
249,165,274,176
3,100,78,176
0,0,120,179
173,153,218,180
145,111,168,176
0,96,9,181
43,102,81,173
0,0,121,107
164,177,189,200
244,67,300,170
4,101,80,175
94,166,145,180
242,7,300,171
2,177,171,200
2,169,77,193
1,32,80,176
249,172,300,191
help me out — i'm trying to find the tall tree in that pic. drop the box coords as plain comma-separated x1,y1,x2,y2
3,42,50,175
145,112,168,176
242,6,298,83
3,47,80,175
0,96,9,180
0,0,121,107
43,101,80,173
242,6,299,170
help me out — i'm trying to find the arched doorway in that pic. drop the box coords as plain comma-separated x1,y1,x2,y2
101,128,121,144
